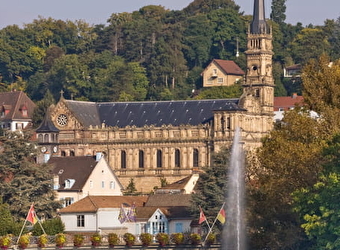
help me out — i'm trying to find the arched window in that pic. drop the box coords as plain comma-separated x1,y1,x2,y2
70,150,75,156
44,134,49,143
61,151,66,157
139,150,144,168
121,150,126,169
193,149,199,167
38,134,43,142
157,150,162,168
175,149,181,168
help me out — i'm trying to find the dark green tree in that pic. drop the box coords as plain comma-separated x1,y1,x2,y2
0,131,61,220
123,178,138,195
31,90,56,128
32,217,65,236
270,0,287,25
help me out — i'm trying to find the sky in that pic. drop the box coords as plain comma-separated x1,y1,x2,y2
1,0,340,29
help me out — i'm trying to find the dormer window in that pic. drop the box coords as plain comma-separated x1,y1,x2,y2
65,179,75,189
20,105,28,117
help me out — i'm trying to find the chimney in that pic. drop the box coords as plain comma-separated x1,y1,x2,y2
292,93,297,99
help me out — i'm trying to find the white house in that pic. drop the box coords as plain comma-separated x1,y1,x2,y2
59,194,194,236
49,155,123,207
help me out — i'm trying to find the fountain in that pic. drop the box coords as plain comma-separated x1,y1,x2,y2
222,127,247,250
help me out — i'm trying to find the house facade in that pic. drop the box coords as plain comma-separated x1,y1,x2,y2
0,91,36,131
201,59,245,87
49,155,123,207
36,0,274,193
59,194,192,236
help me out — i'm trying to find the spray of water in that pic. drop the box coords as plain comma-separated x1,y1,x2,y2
223,127,246,250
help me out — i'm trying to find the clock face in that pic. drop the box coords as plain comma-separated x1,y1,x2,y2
41,146,47,153
56,114,68,126
53,146,58,153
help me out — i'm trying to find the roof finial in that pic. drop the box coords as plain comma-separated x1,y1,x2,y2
60,89,64,100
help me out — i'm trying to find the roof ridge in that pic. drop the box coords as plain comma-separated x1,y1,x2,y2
87,195,99,211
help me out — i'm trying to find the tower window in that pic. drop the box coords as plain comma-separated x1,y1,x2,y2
121,150,126,169
157,150,162,168
193,149,199,168
139,150,144,168
175,149,181,167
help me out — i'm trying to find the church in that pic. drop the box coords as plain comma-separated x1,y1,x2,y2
36,0,274,192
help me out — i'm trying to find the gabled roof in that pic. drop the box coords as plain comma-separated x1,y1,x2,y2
136,206,192,220
59,195,148,213
59,99,244,129
36,107,59,132
212,59,245,76
144,194,192,207
274,94,304,111
155,174,199,194
49,156,99,191
0,91,36,121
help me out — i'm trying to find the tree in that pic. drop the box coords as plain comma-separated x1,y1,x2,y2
302,55,340,135
248,109,328,249
123,178,138,195
293,134,340,249
191,147,230,231
0,131,61,220
31,90,55,128
270,0,287,25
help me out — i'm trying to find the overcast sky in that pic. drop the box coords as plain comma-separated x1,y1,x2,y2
1,0,339,29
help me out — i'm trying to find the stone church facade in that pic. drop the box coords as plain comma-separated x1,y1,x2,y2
36,0,274,193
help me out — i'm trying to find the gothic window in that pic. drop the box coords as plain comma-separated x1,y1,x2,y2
139,150,144,168
227,117,231,129
61,151,66,157
221,117,225,134
38,134,43,142
175,149,181,167
157,150,162,168
121,150,126,169
193,149,199,167
255,89,260,97
70,150,75,156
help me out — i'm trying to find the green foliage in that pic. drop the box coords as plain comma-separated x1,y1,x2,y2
32,217,65,236
107,233,120,246
0,131,61,220
194,85,242,100
90,233,101,246
0,199,16,235
191,147,230,231
123,178,138,195
156,233,169,246
123,232,136,246
270,0,287,24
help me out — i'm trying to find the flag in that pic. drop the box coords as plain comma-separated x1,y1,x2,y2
217,208,226,224
118,204,128,224
198,206,207,224
127,203,136,222
26,204,38,225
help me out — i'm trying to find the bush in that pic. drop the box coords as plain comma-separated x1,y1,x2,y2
18,234,30,249
90,233,101,247
123,233,135,246
171,233,184,245
73,234,84,247
156,233,169,246
189,233,201,245
37,234,48,248
0,235,12,249
55,233,66,248
107,233,119,247
140,233,152,246
32,217,64,235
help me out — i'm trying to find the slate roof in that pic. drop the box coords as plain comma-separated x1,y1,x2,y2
36,107,59,132
59,195,148,213
213,59,245,76
0,91,36,121
62,99,244,128
49,156,98,191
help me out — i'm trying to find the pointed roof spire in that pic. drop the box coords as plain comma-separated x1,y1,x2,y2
250,0,269,34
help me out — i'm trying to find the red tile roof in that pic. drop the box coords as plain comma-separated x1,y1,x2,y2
213,59,245,75
274,94,304,111
59,195,148,213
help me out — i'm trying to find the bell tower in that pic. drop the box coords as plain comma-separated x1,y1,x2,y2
241,0,274,114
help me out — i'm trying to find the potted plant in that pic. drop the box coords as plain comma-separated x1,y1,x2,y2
18,234,30,249
107,233,119,248
90,233,101,247
123,233,135,247
0,235,12,249
37,234,48,248
140,233,152,247
155,233,169,247
205,233,216,246
73,234,84,247
55,233,66,248
189,233,201,245
171,233,184,245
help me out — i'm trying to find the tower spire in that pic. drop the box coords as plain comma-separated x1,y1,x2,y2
250,0,269,34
